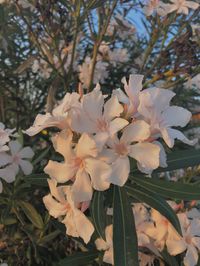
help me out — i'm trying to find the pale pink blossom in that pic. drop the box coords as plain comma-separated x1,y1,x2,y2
43,179,94,244
44,130,111,202
164,0,199,15
167,213,200,266
100,120,160,185
0,140,34,193
24,92,80,136
71,85,128,150
138,87,196,148
113,74,144,118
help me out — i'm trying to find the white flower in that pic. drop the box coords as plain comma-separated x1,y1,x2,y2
133,203,151,246
138,87,195,148
167,213,200,266
44,129,111,202
164,0,199,15
145,209,181,251
95,225,114,265
113,74,144,118
101,120,160,185
0,140,34,193
24,92,80,136
71,85,128,150
0,122,15,152
43,179,94,244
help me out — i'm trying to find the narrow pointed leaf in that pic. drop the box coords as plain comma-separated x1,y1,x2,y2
57,251,99,266
90,191,106,240
125,184,182,235
18,200,44,229
131,176,200,200
155,149,200,173
113,186,139,266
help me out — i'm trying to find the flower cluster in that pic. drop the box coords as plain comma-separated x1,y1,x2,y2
0,123,34,193
25,74,195,244
96,201,200,266
145,0,199,16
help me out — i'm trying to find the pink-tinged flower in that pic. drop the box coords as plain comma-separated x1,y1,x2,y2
24,92,80,136
0,140,34,176
138,87,196,148
44,130,111,202
167,213,200,266
145,209,181,251
0,123,15,152
164,0,199,15
113,74,144,118
133,203,151,246
71,85,128,150
144,0,167,16
95,225,114,265
139,252,156,266
0,140,34,193
100,120,160,185
43,179,94,244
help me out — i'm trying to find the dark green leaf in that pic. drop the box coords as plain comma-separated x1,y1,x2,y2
155,149,200,173
25,173,48,187
38,230,60,245
125,184,182,235
113,186,139,266
57,251,99,266
18,200,44,229
32,147,50,165
90,191,106,240
131,176,200,200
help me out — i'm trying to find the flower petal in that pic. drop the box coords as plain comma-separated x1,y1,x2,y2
43,194,66,218
121,120,150,144
24,113,67,136
52,129,74,159
103,95,123,121
9,140,22,155
70,208,94,243
76,133,98,158
109,118,129,136
161,128,196,148
47,178,65,203
161,106,191,127
184,245,198,266
166,238,186,256
82,84,104,120
44,160,76,183
19,147,34,159
0,152,12,167
108,156,130,186
72,169,93,202
19,159,33,175
85,158,111,191
129,142,160,172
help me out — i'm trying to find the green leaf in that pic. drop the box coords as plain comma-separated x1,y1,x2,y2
131,176,200,200
38,230,60,245
125,184,182,235
18,200,44,229
154,149,200,173
113,186,139,266
25,173,48,187
32,147,50,165
90,191,106,240
57,251,99,266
